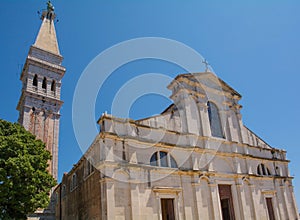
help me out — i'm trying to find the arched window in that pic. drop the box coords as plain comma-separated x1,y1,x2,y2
275,166,281,176
150,152,158,166
207,101,224,138
51,80,56,92
33,74,38,87
42,77,47,89
70,173,77,191
257,163,271,176
150,151,177,168
170,155,177,168
85,158,95,177
257,165,261,175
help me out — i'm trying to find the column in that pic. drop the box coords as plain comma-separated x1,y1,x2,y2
208,183,222,220
231,184,242,220
240,182,256,220
103,180,116,219
235,184,245,220
289,185,299,219
198,103,210,137
130,183,140,220
193,178,214,219
277,183,288,219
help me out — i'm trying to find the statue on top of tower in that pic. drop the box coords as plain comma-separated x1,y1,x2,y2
47,1,54,12
43,1,55,21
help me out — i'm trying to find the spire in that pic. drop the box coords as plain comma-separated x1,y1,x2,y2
33,1,60,55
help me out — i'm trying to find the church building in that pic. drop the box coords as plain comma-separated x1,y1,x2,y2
16,2,298,220
54,72,299,220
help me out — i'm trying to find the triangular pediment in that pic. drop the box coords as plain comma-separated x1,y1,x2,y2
198,72,241,98
168,72,241,99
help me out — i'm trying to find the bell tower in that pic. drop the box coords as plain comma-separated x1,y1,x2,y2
16,1,65,180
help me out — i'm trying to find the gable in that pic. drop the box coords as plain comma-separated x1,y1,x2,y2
168,72,241,100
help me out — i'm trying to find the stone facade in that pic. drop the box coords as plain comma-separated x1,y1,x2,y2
54,72,298,220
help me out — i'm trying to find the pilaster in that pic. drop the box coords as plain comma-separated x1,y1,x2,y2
208,182,222,220
198,103,210,137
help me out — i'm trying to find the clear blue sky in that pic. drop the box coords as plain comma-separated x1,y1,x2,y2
1,0,299,209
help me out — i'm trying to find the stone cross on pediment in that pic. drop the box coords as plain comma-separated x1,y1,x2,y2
202,59,210,72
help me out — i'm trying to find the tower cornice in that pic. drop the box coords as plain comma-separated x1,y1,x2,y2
20,53,66,81
30,45,63,61
17,90,64,112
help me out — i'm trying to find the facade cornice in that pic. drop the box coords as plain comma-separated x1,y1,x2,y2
97,114,284,153
93,161,294,181
98,132,290,163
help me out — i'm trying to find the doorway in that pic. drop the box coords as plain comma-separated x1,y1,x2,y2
161,198,175,220
218,185,235,220
266,198,275,220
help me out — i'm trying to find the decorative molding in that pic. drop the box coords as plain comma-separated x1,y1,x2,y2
261,189,277,195
152,186,182,195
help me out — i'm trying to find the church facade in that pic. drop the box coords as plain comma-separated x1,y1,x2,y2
16,3,298,220
54,71,299,220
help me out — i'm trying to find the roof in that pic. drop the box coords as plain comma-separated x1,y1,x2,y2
33,17,60,55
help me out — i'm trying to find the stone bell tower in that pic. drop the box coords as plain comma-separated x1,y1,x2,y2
16,1,65,180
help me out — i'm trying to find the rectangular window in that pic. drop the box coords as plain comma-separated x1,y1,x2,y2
218,185,235,220
266,198,275,220
161,198,175,220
